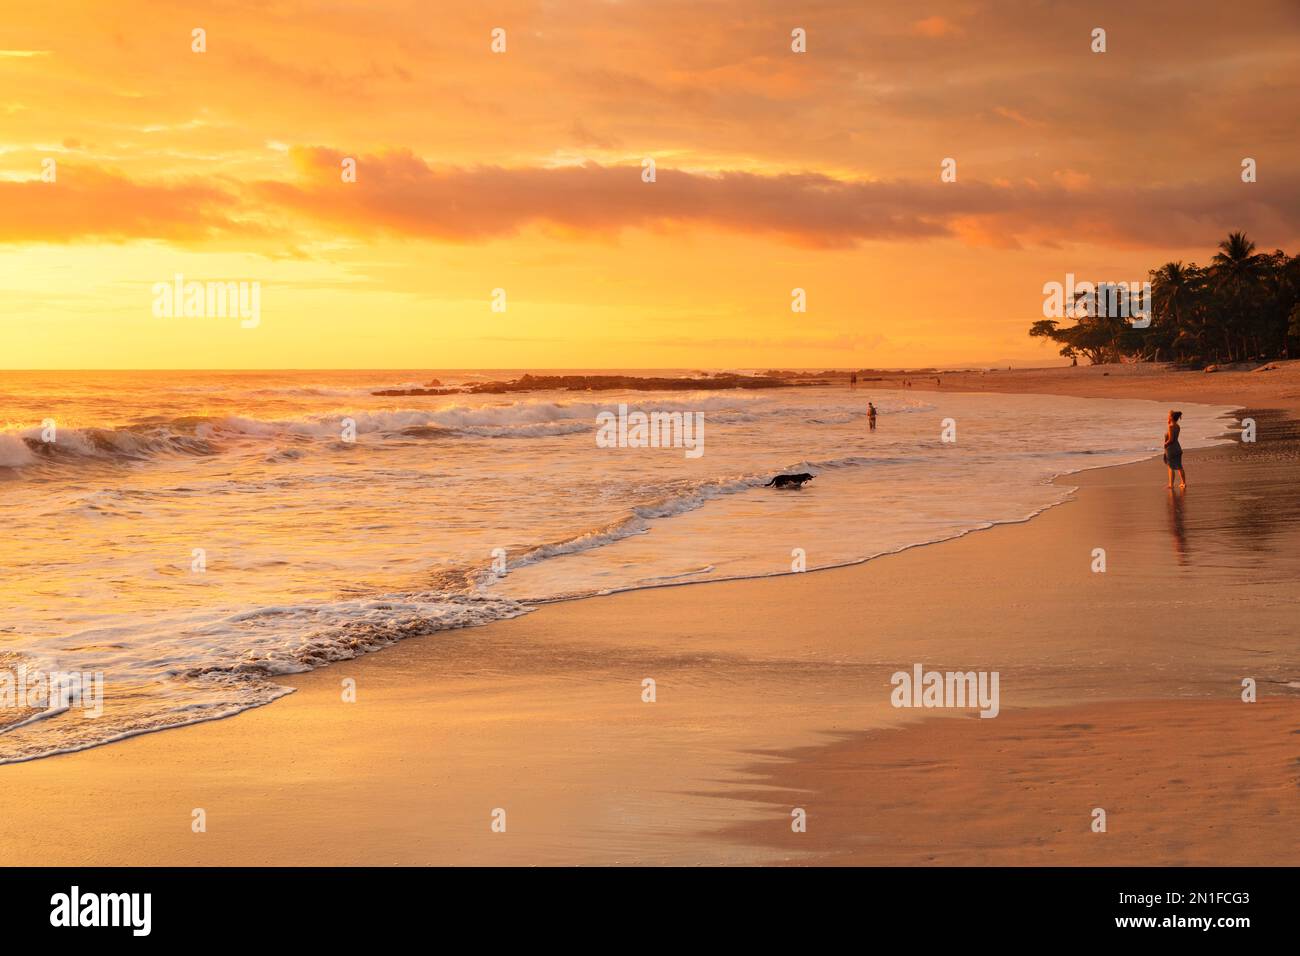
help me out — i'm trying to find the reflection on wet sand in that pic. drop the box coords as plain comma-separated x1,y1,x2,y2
1162,412,1300,567
1167,488,1189,565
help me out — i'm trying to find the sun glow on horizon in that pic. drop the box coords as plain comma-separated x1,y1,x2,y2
2,1,1297,369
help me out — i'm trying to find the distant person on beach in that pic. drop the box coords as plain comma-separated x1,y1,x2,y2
867,402,877,431
850,373,857,389
1163,410,1186,489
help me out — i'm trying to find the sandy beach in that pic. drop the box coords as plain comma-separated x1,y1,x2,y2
3,362,1297,867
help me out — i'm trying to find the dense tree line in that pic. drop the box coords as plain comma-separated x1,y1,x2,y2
1030,232,1299,366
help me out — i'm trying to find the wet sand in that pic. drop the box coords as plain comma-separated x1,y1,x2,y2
714,698,1300,865
1,363,1297,865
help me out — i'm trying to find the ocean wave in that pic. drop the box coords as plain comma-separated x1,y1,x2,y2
0,434,35,468
0,395,783,472
0,423,219,470
0,591,530,765
0,389,1241,764
204,592,531,675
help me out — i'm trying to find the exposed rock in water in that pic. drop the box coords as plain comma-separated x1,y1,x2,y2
372,387,462,396
373,372,825,397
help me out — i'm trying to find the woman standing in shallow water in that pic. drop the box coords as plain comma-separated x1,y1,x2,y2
1164,410,1186,490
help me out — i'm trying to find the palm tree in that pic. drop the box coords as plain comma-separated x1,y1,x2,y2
1212,231,1260,276
1152,262,1194,322
1210,231,1264,361
1258,249,1297,357
1150,261,1202,362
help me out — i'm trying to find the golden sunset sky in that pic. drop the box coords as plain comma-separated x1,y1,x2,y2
2,1,1298,369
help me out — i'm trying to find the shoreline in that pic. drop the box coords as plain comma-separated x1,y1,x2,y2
1,391,1242,767
1,364,1297,865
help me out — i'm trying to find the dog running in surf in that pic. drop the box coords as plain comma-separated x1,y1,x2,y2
765,472,815,489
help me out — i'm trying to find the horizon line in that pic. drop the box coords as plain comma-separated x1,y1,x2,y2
0,363,1068,373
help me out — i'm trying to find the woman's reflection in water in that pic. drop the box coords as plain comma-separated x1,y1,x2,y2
1167,487,1189,565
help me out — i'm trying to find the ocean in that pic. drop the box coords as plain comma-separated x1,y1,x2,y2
0,370,1237,762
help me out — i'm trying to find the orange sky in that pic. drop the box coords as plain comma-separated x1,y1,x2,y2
2,0,1298,369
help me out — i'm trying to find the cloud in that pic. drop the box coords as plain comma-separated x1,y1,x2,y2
1052,169,1092,191
911,16,960,38
0,165,245,244
991,106,1044,129
253,147,950,247
4,150,1297,253
255,148,1300,251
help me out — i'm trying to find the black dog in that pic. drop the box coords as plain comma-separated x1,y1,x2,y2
765,472,815,489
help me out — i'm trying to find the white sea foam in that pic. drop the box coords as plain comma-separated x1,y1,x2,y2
0,433,35,468
0,374,1238,762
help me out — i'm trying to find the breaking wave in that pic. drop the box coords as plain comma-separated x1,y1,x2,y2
0,394,794,473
